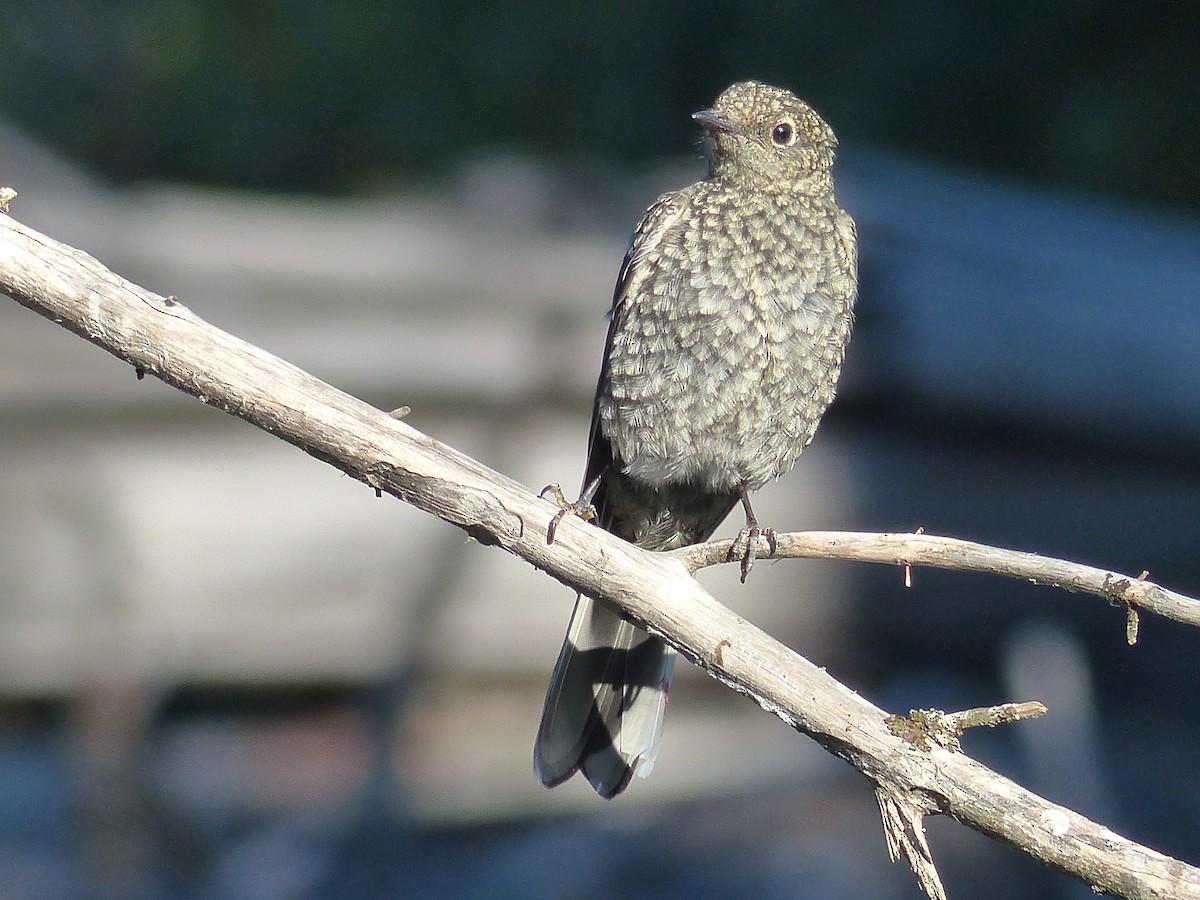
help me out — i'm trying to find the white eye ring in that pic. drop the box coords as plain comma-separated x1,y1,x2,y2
771,119,797,147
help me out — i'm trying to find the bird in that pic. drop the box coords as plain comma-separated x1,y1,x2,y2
534,80,858,798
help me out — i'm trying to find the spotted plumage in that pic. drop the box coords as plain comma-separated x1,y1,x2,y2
535,81,858,797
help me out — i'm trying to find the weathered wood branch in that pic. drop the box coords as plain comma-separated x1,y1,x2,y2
1,207,1197,898
676,531,1200,637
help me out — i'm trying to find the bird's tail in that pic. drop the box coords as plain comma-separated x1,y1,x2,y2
533,594,675,798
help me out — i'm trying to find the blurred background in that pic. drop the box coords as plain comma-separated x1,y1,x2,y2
1,2,1199,898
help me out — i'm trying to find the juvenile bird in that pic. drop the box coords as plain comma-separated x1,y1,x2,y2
535,81,858,797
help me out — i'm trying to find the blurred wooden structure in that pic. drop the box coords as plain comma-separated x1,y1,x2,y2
2,118,1200,879
0,124,858,824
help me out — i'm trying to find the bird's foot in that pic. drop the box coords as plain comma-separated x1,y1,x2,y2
729,485,776,582
730,525,777,582
540,477,600,544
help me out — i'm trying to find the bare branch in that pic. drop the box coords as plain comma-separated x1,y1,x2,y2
674,531,1200,635
2,209,1198,898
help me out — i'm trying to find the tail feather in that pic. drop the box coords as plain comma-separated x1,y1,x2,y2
534,595,675,798
535,446,736,797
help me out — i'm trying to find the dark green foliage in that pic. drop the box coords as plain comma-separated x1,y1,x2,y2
1,1,1197,208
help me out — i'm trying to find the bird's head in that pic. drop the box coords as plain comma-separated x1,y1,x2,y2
694,81,838,193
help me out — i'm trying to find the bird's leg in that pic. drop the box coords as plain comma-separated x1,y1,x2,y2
730,486,777,582
541,474,602,544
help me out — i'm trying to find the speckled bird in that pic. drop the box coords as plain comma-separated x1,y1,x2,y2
535,80,858,798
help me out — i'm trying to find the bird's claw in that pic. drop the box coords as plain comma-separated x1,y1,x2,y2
730,526,777,582
540,483,597,544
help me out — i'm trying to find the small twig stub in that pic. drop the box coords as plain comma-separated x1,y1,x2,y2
887,702,1048,753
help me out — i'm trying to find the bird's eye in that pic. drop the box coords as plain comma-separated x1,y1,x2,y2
771,120,796,147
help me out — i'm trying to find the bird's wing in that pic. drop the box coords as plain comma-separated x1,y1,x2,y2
582,191,690,516
534,192,691,798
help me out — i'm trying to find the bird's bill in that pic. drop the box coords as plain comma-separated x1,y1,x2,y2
692,109,741,136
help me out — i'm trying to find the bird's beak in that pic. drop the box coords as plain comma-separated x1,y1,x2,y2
692,109,739,135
